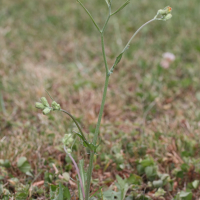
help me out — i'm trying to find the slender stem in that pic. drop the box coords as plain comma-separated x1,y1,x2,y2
85,7,111,199
93,76,109,144
122,18,155,53
101,34,109,75
64,146,85,200
102,11,111,33
85,75,109,200
110,18,155,73
77,0,101,33
61,109,87,142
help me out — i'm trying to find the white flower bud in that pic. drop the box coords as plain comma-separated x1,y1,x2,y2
35,102,45,110
66,149,72,154
41,97,49,107
43,107,51,115
163,13,172,21
51,101,61,110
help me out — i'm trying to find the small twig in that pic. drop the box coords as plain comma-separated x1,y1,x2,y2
52,163,59,174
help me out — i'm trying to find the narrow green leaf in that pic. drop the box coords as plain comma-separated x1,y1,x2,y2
78,160,86,200
113,53,123,68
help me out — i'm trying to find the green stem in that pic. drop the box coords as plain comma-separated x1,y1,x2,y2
85,7,111,199
121,18,155,54
101,34,109,75
61,109,87,142
77,0,101,33
85,75,109,200
110,18,155,73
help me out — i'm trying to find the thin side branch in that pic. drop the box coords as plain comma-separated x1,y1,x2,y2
77,0,101,33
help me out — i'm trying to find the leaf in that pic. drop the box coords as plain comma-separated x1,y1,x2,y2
154,188,166,197
152,180,163,188
58,182,63,200
113,53,123,69
2,160,11,168
126,174,142,185
116,175,129,200
18,162,31,173
17,157,27,168
140,158,154,167
16,191,28,200
116,175,125,189
179,191,192,200
78,159,86,200
145,166,157,180
192,180,199,189
50,185,58,199
63,186,71,200
103,190,121,200
25,171,33,177
0,184,3,196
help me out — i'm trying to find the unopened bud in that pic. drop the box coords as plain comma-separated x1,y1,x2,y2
62,134,74,146
35,102,45,110
62,172,70,182
157,6,172,15
66,149,72,154
52,101,61,110
43,107,51,115
41,97,49,107
163,13,172,21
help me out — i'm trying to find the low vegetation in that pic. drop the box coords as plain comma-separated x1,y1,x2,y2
0,0,200,199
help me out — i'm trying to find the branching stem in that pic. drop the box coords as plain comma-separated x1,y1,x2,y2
61,109,87,142
85,5,111,200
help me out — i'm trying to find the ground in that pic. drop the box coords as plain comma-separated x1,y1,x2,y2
0,0,200,199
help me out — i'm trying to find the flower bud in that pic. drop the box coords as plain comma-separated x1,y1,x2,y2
62,172,70,182
62,134,74,146
35,102,45,110
41,97,49,107
43,107,51,115
163,13,172,21
68,137,74,143
157,6,172,15
66,149,72,154
51,101,61,110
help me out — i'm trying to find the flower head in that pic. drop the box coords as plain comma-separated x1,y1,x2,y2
156,6,173,21
157,6,172,15
52,101,61,111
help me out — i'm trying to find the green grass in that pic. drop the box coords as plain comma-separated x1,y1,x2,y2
0,0,200,199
